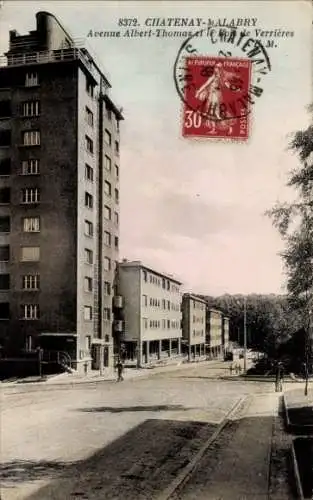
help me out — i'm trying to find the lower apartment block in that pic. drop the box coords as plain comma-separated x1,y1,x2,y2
206,308,224,358
182,293,206,360
117,260,182,367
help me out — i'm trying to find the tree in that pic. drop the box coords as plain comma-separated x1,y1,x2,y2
267,123,313,393
198,293,295,356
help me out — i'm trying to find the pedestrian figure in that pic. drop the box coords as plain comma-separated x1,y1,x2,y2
229,364,233,375
116,358,124,382
238,364,242,374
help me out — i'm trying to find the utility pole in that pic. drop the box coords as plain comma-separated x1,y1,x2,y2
304,307,311,396
244,296,247,375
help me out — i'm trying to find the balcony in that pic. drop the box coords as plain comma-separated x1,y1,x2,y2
114,320,123,332
0,42,101,82
113,295,123,309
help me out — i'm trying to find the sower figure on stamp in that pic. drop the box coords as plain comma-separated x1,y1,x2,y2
195,62,242,135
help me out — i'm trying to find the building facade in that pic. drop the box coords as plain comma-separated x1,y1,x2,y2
181,293,206,360
222,316,230,355
116,260,183,367
0,11,123,372
206,308,224,358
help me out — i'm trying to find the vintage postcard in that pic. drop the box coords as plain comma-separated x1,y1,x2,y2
0,1,313,499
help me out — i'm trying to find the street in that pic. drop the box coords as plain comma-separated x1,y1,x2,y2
1,361,290,499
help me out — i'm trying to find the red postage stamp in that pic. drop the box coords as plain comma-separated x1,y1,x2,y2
182,56,252,141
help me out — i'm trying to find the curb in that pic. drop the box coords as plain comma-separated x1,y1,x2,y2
154,395,249,500
291,439,305,500
283,395,313,435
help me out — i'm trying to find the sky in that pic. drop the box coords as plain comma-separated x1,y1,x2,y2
0,0,312,296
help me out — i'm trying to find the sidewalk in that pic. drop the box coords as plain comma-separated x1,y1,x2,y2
176,392,280,500
1,357,220,388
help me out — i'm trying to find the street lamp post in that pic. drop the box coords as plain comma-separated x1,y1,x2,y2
304,308,311,396
243,297,247,375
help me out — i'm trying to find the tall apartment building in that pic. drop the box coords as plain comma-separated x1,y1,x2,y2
181,293,206,360
117,260,182,367
206,308,224,358
0,12,123,372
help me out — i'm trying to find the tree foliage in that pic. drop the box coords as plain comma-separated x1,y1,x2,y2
198,293,302,357
267,120,313,361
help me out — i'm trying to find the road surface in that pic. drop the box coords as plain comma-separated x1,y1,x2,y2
1,361,292,499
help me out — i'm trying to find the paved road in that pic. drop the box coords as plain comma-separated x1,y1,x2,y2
1,361,280,499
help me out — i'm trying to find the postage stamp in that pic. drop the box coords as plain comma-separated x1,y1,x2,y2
174,26,271,142
182,56,252,140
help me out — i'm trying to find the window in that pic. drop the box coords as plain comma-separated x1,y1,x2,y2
20,246,40,262
85,192,93,209
104,231,111,246
0,217,10,233
22,159,39,175
22,101,40,117
167,320,170,329
142,270,147,282
143,318,148,329
105,155,111,171
142,295,148,307
85,164,93,181
22,188,40,204
84,220,93,237
104,181,111,196
84,277,93,292
85,106,94,127
84,306,93,321
21,304,39,320
104,129,111,146
167,300,170,310
0,188,10,204
104,281,111,295
115,140,119,155
25,72,38,87
104,257,111,271
86,79,94,98
104,307,111,320
104,206,111,220
114,236,119,249
0,303,9,319
167,280,170,290
22,130,40,146
106,104,112,121
115,165,119,179
0,246,9,261
113,115,120,133
0,100,11,118
86,336,91,350
114,211,119,225
23,217,40,232
0,159,11,176
22,275,40,290
0,130,11,147
114,188,119,204
0,274,9,290
85,135,93,155
85,248,93,264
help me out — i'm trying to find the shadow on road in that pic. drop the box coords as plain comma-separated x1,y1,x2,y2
2,407,295,500
2,418,216,499
76,404,187,413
